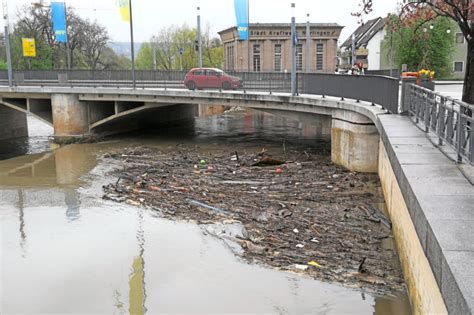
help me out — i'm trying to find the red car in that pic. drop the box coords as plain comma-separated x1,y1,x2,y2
184,68,243,90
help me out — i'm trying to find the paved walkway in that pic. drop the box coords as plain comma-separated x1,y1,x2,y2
378,114,474,314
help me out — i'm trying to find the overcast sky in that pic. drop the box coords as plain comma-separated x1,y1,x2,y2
2,0,400,44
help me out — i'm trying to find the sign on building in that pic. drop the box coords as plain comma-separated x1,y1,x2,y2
22,38,36,57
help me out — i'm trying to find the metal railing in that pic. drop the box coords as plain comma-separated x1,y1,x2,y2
0,70,400,114
408,84,474,164
300,73,400,114
365,69,401,79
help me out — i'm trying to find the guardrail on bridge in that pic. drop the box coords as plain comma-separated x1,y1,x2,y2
408,84,473,165
0,70,400,114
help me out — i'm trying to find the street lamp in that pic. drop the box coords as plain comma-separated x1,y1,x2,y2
306,13,310,73
128,0,136,88
197,6,202,68
2,0,12,87
151,36,157,71
291,3,296,96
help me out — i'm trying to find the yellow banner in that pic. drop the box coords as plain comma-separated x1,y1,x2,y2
119,0,130,22
22,38,36,57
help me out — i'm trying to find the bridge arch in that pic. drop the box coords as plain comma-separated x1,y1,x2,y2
0,87,387,172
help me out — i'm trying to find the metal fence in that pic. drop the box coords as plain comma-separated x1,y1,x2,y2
408,84,473,164
365,69,400,79
300,73,400,114
0,70,400,114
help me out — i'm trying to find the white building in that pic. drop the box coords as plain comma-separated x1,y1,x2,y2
339,17,386,71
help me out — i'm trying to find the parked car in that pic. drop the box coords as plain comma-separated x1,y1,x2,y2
184,68,243,90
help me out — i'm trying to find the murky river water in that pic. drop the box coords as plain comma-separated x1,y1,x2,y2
0,111,411,314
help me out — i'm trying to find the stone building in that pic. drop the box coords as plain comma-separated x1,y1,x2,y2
218,23,343,72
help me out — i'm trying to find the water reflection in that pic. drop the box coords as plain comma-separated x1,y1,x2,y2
65,188,81,222
129,209,147,315
0,110,411,314
16,189,27,255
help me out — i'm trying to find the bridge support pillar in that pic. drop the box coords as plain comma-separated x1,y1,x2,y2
0,106,28,140
331,110,379,173
51,94,90,142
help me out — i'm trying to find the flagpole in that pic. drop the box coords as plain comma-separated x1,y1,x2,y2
129,0,136,89
291,3,296,96
247,0,250,72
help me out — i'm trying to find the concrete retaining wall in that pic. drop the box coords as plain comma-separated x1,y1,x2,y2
0,106,28,141
377,114,474,315
379,139,448,314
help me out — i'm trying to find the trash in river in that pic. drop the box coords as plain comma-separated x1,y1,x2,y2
276,168,284,174
102,146,406,296
308,261,322,268
251,156,285,167
292,264,309,271
187,199,231,216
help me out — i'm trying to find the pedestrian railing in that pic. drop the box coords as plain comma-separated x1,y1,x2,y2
300,73,400,114
0,70,400,114
408,84,474,164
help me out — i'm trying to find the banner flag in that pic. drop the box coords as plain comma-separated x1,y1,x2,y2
51,2,67,43
22,38,36,57
119,0,130,22
234,0,249,41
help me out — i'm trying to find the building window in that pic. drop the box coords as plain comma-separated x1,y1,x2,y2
296,44,303,71
274,44,282,72
253,44,261,72
316,42,324,71
454,61,464,72
226,43,235,70
456,33,465,44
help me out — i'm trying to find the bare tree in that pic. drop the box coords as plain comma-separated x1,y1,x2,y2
78,20,109,70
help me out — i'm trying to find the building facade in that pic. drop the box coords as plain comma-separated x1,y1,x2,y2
340,17,386,71
451,30,468,80
218,23,343,72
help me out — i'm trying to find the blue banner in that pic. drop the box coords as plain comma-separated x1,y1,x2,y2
51,2,67,43
234,0,249,41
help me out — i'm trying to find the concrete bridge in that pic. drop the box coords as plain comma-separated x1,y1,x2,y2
0,78,473,314
0,86,387,172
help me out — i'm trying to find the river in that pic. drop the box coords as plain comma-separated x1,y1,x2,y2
0,111,411,314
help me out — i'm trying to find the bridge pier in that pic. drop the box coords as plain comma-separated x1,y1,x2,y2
0,106,28,140
51,94,90,142
331,110,379,173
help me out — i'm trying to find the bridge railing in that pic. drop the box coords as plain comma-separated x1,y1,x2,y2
0,70,400,114
408,84,474,164
300,73,400,114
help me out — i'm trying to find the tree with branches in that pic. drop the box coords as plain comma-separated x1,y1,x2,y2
354,0,473,104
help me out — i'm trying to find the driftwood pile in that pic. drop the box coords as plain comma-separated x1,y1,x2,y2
103,146,406,296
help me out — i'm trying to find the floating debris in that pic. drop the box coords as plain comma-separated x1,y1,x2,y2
102,146,406,296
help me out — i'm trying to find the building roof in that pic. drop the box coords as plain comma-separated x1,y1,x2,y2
341,17,385,49
218,23,343,35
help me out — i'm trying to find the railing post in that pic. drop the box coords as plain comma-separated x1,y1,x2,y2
424,91,431,133
438,97,446,146
457,112,464,163
400,77,416,115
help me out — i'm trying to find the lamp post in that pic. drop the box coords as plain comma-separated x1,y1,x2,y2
197,6,202,68
291,3,296,96
2,0,12,87
306,13,310,73
128,0,136,88
151,36,157,71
